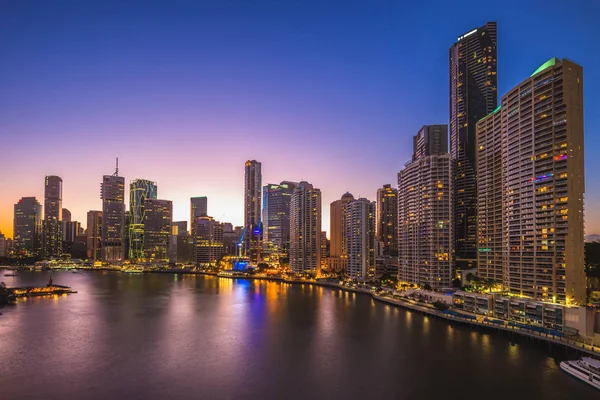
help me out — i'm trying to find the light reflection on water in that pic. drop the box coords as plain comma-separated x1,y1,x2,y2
0,270,595,400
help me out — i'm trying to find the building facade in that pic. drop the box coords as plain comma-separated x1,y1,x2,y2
449,22,498,270
143,199,172,262
290,181,321,274
346,198,376,280
193,216,224,265
129,179,158,260
376,184,398,256
398,128,453,289
42,175,63,258
243,160,262,262
476,58,585,304
190,197,208,233
13,197,42,257
101,172,126,262
262,181,297,257
86,211,102,261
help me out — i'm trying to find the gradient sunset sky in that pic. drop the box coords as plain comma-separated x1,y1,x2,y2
1,0,599,238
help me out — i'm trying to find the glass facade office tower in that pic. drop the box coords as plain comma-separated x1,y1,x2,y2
262,181,297,256
86,211,102,261
13,197,42,256
476,58,585,304
129,179,158,260
42,175,63,258
376,185,398,256
143,199,172,262
190,197,208,234
346,198,376,280
192,216,224,265
398,127,453,289
449,22,498,270
243,160,262,262
101,173,126,262
290,181,321,274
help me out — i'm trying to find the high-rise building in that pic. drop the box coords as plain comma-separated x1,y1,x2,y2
42,175,63,258
450,22,498,270
192,216,224,265
61,208,71,242
101,163,125,262
86,211,102,261
0,232,7,257
290,181,321,274
398,128,453,289
346,198,376,280
143,199,172,262
13,197,42,257
173,221,188,236
476,58,585,304
262,181,297,256
330,192,355,258
190,197,208,233
320,231,329,259
129,179,158,260
376,184,398,256
413,125,449,161
243,160,262,262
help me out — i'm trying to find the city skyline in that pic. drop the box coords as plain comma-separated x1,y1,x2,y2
1,2,599,239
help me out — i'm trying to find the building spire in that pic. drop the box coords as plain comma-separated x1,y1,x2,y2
114,157,119,176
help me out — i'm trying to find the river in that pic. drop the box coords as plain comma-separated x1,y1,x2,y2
0,270,597,399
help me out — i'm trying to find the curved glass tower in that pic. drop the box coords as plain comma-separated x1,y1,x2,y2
129,179,157,260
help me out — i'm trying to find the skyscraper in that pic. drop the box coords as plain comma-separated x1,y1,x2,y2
449,22,498,270
346,198,376,280
330,192,355,258
86,211,102,261
192,216,224,265
101,163,125,262
398,127,453,289
243,160,262,262
476,58,585,304
129,179,158,260
262,181,297,257
172,221,188,236
143,199,172,262
13,197,42,257
61,208,71,242
42,175,63,258
376,184,398,256
190,196,208,234
290,181,321,275
0,232,7,257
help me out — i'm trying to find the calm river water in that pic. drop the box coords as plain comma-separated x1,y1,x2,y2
0,270,597,399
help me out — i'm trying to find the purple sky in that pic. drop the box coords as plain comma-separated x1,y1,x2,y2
1,0,599,238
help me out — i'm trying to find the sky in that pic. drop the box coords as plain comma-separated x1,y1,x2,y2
1,0,599,238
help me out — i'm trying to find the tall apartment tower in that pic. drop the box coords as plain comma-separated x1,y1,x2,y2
143,199,172,262
61,208,71,242
290,181,321,275
192,216,224,265
101,163,126,262
376,184,398,256
413,125,449,161
190,197,208,233
330,192,355,258
13,197,42,256
86,211,102,261
129,179,158,259
42,175,63,258
398,126,453,289
346,198,376,280
262,181,297,256
243,160,262,262
476,58,585,304
449,22,498,270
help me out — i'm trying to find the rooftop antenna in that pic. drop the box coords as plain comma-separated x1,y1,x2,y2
113,157,119,176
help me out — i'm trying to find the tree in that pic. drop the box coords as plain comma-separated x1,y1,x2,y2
423,283,432,291
452,277,461,288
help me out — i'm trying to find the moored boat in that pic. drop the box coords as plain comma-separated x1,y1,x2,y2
560,357,600,390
